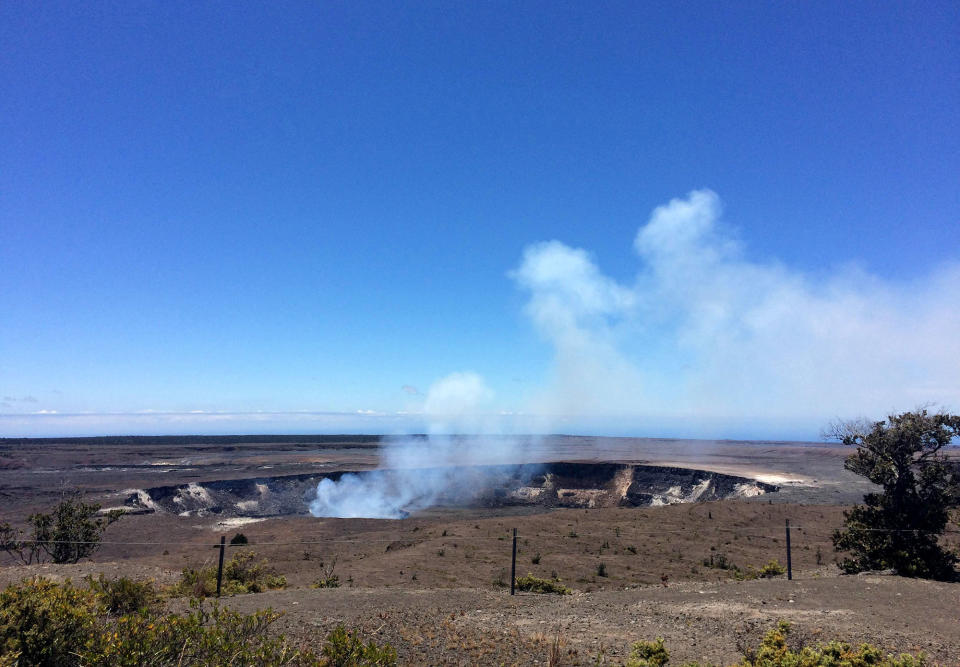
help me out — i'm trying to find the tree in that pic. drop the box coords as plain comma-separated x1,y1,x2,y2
0,491,123,564
829,409,960,579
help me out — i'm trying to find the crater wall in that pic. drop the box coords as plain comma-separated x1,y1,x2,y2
125,462,778,518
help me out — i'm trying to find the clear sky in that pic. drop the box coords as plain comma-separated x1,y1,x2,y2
2,2,958,440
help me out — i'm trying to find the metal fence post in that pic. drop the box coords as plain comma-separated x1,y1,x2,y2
510,528,517,595
216,535,226,596
785,519,792,580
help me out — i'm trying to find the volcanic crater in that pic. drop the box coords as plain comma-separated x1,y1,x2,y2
124,461,778,518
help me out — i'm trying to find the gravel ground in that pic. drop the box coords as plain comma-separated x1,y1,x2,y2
211,574,960,665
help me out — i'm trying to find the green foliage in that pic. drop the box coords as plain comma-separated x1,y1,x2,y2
320,624,397,666
173,550,287,597
515,573,571,595
831,410,960,579
0,577,100,667
313,575,341,589
0,492,123,565
84,574,161,615
313,556,341,588
0,578,396,666
735,621,928,666
223,550,287,592
732,560,788,581
619,622,927,667
702,554,785,580
756,560,787,578
89,601,318,666
626,637,669,667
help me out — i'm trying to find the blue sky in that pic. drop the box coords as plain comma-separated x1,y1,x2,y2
1,2,958,439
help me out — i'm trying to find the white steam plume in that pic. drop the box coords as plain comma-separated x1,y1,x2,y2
512,189,960,424
309,372,530,519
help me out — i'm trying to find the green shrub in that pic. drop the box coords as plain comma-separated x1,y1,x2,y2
514,573,571,595
0,578,367,666
596,562,608,577
89,601,318,666
731,560,788,581
230,532,249,545
173,550,287,597
223,550,287,593
756,560,787,578
0,492,123,565
626,637,669,667
313,575,341,589
320,624,397,666
313,557,341,589
0,577,100,667
737,621,927,666
620,622,927,666
84,574,161,615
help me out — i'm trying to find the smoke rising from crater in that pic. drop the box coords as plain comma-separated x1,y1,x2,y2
310,189,960,517
309,372,531,519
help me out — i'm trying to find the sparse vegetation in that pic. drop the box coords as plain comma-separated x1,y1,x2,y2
623,622,927,666
320,624,397,666
531,552,541,564
84,574,161,615
230,532,249,545
0,491,123,565
626,637,669,667
515,573,572,595
313,557,341,588
174,550,287,597
595,562,608,577
0,577,334,666
702,554,787,580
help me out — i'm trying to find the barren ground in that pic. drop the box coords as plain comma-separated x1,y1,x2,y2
1,435,958,664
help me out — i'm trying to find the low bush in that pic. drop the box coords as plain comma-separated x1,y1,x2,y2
755,559,787,578
704,555,787,580
313,574,340,589
84,574,161,615
732,560,788,581
173,550,287,597
515,573,571,595
622,622,927,666
89,601,318,666
313,557,341,589
321,624,397,666
626,637,669,667
0,577,100,666
0,577,395,666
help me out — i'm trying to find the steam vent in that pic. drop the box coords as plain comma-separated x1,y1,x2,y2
126,462,778,518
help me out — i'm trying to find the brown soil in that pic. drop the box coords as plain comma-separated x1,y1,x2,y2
2,436,959,664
